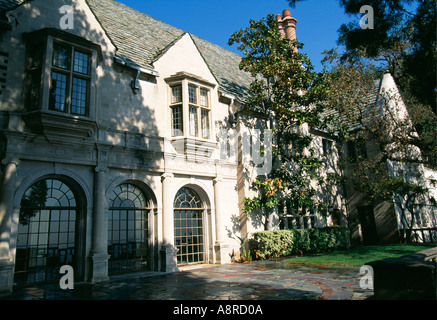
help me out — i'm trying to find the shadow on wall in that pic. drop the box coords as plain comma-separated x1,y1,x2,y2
0,1,165,283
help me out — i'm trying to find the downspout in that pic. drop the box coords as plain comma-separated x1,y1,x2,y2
220,92,236,125
114,54,160,94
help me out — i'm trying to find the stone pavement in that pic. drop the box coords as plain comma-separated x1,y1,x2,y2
2,260,374,301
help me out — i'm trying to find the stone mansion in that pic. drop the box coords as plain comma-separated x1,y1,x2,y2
0,0,435,295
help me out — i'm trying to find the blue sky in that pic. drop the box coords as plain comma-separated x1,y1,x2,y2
117,0,356,72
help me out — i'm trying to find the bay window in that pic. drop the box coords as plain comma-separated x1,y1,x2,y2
167,75,213,140
22,28,101,143
23,28,100,117
49,43,91,116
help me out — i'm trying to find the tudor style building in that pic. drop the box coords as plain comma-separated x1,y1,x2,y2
0,0,435,296
0,0,256,295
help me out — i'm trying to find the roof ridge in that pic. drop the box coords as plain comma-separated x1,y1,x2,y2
86,0,252,102
100,0,243,61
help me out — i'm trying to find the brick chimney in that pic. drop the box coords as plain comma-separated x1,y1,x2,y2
276,9,298,52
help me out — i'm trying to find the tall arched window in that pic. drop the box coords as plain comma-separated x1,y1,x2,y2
15,179,79,284
174,187,204,264
108,184,150,274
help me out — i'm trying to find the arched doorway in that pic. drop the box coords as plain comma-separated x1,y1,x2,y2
15,179,81,285
107,183,151,274
173,187,205,265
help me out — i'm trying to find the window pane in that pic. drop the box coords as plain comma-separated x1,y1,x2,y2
52,44,71,70
201,109,210,139
200,89,208,107
189,106,198,136
71,77,88,115
49,72,68,112
172,105,183,136
188,85,197,104
73,50,89,75
171,85,182,104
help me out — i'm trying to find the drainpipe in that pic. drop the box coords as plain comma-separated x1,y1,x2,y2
114,54,160,94
220,92,236,124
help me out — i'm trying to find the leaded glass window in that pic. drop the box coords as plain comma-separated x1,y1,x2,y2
108,184,150,274
174,188,204,264
49,43,90,116
15,179,78,285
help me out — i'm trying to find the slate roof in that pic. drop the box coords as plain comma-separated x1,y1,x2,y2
85,0,252,102
321,77,384,133
0,0,26,13
0,0,27,23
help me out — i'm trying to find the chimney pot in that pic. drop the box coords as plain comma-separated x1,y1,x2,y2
282,9,291,18
277,9,298,52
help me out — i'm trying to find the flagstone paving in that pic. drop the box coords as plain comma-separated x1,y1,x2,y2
2,260,374,300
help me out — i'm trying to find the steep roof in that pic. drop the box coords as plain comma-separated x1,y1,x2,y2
85,0,252,102
321,77,384,134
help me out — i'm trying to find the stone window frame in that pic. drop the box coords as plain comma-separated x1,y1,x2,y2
166,72,215,141
23,28,102,121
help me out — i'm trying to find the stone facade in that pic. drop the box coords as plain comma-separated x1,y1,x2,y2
0,0,434,297
0,0,247,295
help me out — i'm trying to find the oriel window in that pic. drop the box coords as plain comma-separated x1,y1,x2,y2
168,81,212,139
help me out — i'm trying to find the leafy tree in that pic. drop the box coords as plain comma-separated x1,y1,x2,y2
287,0,436,115
321,49,436,166
229,14,333,230
321,50,433,242
353,157,428,242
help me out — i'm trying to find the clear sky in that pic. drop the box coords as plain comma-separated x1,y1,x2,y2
117,0,356,72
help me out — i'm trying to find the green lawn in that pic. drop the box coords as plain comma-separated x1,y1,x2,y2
282,243,436,267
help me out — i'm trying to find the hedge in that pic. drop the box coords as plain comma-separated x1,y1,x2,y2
250,227,350,260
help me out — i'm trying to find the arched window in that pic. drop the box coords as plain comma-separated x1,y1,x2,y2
15,179,79,284
174,187,204,264
108,184,150,274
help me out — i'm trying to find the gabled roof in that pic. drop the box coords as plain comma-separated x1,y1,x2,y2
85,0,252,102
0,0,252,102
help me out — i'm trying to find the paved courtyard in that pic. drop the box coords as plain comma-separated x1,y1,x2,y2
2,260,374,301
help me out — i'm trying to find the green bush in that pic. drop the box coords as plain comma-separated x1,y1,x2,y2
250,227,350,260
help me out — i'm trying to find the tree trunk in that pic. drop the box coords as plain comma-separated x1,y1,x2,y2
264,209,274,230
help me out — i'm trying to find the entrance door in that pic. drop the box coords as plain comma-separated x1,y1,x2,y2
15,179,79,285
357,205,379,245
174,187,204,265
108,184,150,274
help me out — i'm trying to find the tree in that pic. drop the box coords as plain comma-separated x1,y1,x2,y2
229,14,332,230
352,156,429,242
287,0,436,115
321,49,436,168
321,50,433,242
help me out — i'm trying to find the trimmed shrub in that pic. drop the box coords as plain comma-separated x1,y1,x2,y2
250,227,350,260
249,230,294,260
